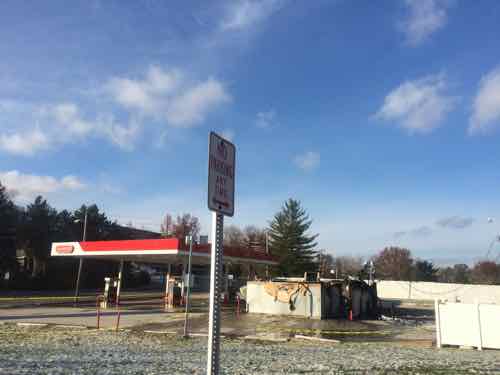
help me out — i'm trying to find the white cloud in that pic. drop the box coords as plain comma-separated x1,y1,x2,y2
294,151,320,171
0,67,230,156
469,66,500,134
256,109,277,128
400,0,452,46
0,129,50,156
106,67,230,128
0,170,86,201
106,66,183,116
99,114,140,151
166,78,231,127
61,175,86,190
220,0,286,31
51,102,95,137
0,102,142,155
375,74,455,134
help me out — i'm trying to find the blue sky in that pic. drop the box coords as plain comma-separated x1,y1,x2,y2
1,0,500,264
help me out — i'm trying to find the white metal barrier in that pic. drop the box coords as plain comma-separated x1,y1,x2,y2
377,280,500,304
435,300,500,350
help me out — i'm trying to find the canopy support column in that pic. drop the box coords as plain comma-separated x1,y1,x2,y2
116,260,124,305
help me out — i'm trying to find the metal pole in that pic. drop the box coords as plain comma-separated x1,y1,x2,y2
74,207,88,305
83,208,88,242
74,259,83,305
207,212,224,375
265,230,269,255
116,260,124,305
265,231,270,279
183,234,194,337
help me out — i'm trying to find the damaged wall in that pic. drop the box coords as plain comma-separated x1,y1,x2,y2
247,281,323,318
246,280,378,319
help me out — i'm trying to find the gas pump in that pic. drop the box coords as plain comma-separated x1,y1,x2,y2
101,277,118,309
165,276,182,309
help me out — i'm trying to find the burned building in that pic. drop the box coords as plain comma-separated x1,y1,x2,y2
246,276,378,320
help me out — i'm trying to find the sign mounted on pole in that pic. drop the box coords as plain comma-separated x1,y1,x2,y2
206,132,235,375
208,132,235,217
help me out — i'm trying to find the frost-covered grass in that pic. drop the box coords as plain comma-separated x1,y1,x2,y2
0,324,499,374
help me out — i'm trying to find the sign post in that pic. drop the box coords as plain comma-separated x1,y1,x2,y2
207,132,235,375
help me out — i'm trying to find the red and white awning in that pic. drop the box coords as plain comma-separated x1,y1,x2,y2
51,238,278,266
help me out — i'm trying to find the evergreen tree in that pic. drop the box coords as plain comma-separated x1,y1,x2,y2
414,259,437,281
268,199,318,276
19,196,58,277
0,182,18,282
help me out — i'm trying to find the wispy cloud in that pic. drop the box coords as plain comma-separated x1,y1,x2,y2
294,151,320,171
436,216,475,229
106,66,183,115
0,129,50,156
50,102,95,137
0,100,141,156
0,170,86,201
394,225,433,239
400,0,453,46
166,78,231,127
393,231,407,239
220,0,286,31
395,216,474,239
106,66,231,128
469,66,500,134
256,109,277,129
0,66,231,156
48,103,140,151
375,74,455,134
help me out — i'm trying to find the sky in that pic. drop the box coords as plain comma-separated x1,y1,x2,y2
1,0,500,265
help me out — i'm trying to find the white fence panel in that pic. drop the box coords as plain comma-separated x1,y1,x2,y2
479,304,500,349
435,300,500,350
377,281,500,304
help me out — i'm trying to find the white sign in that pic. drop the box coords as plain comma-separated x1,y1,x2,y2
208,132,235,216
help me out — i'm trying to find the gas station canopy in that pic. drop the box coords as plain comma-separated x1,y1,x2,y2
51,238,278,266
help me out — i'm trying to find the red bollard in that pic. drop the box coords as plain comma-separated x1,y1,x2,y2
96,295,103,329
349,310,353,321
115,306,121,331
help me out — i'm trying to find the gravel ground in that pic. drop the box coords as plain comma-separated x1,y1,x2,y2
0,325,499,374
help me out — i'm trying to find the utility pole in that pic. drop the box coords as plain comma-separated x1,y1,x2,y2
183,233,194,338
265,230,270,279
368,260,375,286
74,206,88,305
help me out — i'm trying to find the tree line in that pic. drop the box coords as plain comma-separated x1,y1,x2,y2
314,246,500,285
224,199,500,285
0,182,159,289
1,180,499,288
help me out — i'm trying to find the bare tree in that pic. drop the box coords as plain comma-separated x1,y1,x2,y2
317,251,335,277
223,225,245,247
437,264,471,284
333,255,364,278
172,214,200,239
243,225,266,249
160,214,173,237
471,261,499,285
373,247,414,281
